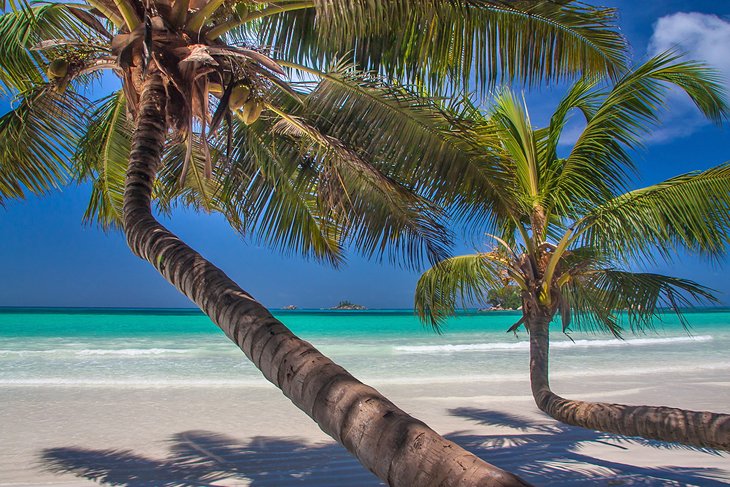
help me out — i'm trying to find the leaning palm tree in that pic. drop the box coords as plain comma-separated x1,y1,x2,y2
416,53,730,451
0,1,628,484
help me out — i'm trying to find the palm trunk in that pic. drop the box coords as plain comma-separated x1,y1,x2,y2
528,316,730,451
122,73,530,486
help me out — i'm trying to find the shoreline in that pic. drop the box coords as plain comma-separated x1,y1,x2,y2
1,367,728,486
2,308,728,485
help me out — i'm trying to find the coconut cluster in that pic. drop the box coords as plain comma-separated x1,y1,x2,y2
225,83,264,125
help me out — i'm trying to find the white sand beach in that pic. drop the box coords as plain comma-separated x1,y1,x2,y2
2,366,728,486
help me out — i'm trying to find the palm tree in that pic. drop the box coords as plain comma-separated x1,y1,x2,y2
416,53,730,452
0,1,627,484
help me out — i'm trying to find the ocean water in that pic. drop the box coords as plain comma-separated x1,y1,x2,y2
1,308,729,388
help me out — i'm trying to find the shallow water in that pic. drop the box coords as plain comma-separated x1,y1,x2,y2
1,307,728,388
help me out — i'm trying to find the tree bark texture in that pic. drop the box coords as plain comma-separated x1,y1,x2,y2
528,316,730,451
122,73,531,486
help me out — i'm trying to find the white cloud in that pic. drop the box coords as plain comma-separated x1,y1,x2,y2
649,12,730,82
645,12,730,142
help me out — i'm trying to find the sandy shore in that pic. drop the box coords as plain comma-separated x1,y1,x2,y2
1,367,728,486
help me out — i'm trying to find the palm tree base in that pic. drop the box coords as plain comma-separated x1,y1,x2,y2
529,323,730,451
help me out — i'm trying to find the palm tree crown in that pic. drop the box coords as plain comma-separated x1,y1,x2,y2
0,0,627,268
417,53,730,336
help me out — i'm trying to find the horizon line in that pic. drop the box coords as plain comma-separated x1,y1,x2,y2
1,305,729,312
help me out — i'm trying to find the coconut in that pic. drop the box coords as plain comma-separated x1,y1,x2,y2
241,99,264,125
47,59,69,79
228,84,250,110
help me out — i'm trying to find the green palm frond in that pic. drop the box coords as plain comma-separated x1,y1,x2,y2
290,63,521,237
74,91,131,228
212,65,483,266
539,76,601,171
0,85,86,202
218,114,345,266
157,135,227,216
446,97,524,241
547,52,728,215
270,106,452,267
0,3,97,93
259,0,627,94
575,162,730,264
77,93,231,230
561,274,622,337
651,55,729,123
564,269,716,336
415,253,511,329
489,89,540,205
293,62,492,200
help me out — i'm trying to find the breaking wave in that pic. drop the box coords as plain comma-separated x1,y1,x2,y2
394,335,714,354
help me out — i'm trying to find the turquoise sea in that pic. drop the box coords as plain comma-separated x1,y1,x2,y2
1,308,729,388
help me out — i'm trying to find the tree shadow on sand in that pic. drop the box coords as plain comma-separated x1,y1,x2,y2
39,416,728,487
40,431,384,486
448,407,729,486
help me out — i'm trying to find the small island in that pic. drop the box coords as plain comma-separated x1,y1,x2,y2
478,285,521,311
281,305,298,310
330,300,367,311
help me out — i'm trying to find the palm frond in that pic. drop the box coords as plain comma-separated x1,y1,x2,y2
489,89,540,205
216,113,346,266
650,55,728,124
271,107,452,267
0,85,86,202
548,52,729,215
575,162,730,264
78,93,235,230
0,3,99,93
294,62,488,199
156,135,227,216
539,76,601,174
74,91,131,228
561,275,622,337
446,97,524,243
564,269,716,336
259,0,627,94
415,253,509,330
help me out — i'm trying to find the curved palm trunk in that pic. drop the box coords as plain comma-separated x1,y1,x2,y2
123,73,530,487
528,316,730,451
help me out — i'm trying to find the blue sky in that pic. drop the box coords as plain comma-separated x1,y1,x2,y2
1,1,730,309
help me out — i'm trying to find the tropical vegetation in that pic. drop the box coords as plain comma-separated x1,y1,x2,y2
415,53,730,451
0,0,630,484
487,285,522,310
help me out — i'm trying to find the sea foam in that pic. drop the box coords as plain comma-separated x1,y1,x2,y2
0,377,270,388
393,335,714,354
75,348,191,356
0,348,193,357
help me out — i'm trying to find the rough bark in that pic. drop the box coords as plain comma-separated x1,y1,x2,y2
122,73,531,486
528,316,730,451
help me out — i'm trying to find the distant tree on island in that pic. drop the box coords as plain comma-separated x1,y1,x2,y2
331,300,367,310
487,285,522,310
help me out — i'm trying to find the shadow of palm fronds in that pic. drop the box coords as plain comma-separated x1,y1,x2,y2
41,431,383,486
447,407,729,486
38,417,730,487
